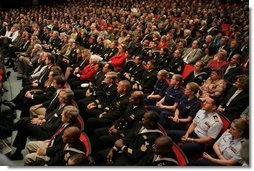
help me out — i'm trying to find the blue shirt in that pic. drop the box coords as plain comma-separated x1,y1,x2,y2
163,86,183,106
153,80,169,97
177,95,201,119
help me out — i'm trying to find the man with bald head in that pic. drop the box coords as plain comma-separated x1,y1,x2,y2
136,136,178,166
92,91,147,151
85,80,131,138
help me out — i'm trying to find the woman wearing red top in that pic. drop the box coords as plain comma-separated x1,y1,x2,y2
69,54,102,90
208,49,229,71
158,35,168,49
109,44,126,71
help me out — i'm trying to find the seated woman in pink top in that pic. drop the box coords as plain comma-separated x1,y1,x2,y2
199,68,226,102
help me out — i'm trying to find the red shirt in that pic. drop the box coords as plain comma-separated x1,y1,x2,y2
109,52,126,70
208,59,229,71
79,64,97,80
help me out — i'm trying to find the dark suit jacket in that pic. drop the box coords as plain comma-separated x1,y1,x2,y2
140,69,158,90
37,66,52,88
119,124,163,163
102,93,130,121
227,47,242,61
223,65,243,85
32,86,56,103
46,119,81,159
114,104,146,135
47,139,86,166
221,87,249,121
40,103,69,135
42,90,60,114
135,149,178,166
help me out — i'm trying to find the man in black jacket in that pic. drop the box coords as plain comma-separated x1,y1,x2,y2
8,88,74,160
94,110,163,166
135,136,178,166
85,80,131,136
93,91,146,150
23,107,82,165
80,72,117,121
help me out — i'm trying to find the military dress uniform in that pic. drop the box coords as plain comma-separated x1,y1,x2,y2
103,47,118,61
193,110,223,140
74,70,105,101
188,130,246,166
90,41,104,55
135,150,179,166
46,37,62,52
80,84,117,121
134,69,157,92
94,124,163,166
146,49,160,62
124,64,145,84
114,104,147,136
216,130,245,163
93,104,146,149
184,70,208,86
167,57,184,77
85,93,130,136
168,109,223,159
155,54,172,70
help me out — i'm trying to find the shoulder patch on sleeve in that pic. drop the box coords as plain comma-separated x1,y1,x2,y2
127,148,133,154
213,115,219,122
140,144,147,152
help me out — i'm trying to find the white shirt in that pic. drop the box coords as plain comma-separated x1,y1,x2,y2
5,30,19,42
217,130,245,162
193,109,223,139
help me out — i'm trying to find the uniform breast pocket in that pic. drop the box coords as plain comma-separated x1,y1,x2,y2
204,121,211,129
225,146,238,158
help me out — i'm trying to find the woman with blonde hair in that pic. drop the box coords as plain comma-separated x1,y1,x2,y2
188,118,249,166
159,82,201,130
208,49,229,71
65,48,90,80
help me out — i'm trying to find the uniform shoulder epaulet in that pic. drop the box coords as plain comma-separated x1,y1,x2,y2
213,115,219,122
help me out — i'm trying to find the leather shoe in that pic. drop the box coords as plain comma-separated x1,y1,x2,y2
9,152,23,160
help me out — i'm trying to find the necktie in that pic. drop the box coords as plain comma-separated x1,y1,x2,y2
48,91,59,108
22,40,29,49
183,49,193,63
38,67,49,83
48,123,69,147
79,59,86,68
